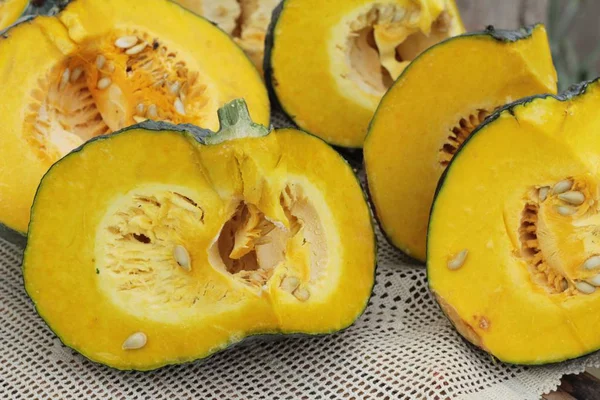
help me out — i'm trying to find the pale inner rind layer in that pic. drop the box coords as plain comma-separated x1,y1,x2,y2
329,0,460,109
96,177,336,324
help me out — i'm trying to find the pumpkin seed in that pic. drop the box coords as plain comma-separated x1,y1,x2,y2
558,191,585,206
97,77,112,90
583,255,600,270
115,35,139,49
169,81,181,94
70,66,83,82
122,332,147,350
133,116,147,123
136,103,145,114
174,97,186,115
560,279,569,292
293,287,310,302
586,274,600,287
538,186,549,202
250,272,263,282
280,276,300,293
556,205,577,216
95,54,106,69
173,245,191,271
575,280,596,294
126,42,147,56
60,68,70,90
552,179,573,195
147,104,158,119
447,249,468,270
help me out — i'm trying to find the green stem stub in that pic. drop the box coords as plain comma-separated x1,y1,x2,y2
203,99,271,145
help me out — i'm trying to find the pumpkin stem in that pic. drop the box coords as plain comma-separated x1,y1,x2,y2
204,99,270,145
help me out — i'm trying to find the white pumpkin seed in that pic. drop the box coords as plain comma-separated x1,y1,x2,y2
115,35,138,49
538,186,549,202
552,179,573,194
587,274,600,287
122,332,147,350
107,62,115,73
558,191,585,206
280,276,300,293
575,280,596,294
97,77,112,90
136,103,145,114
250,272,263,282
556,205,577,216
95,54,106,69
133,116,147,123
560,279,569,291
169,81,181,94
583,255,600,270
126,42,147,56
447,249,468,270
174,97,186,115
60,68,70,90
293,287,310,302
147,104,158,119
173,245,191,271
70,66,83,82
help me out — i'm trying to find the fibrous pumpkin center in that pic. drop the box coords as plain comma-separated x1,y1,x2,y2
519,176,600,295
25,30,215,163
210,183,328,301
341,3,454,95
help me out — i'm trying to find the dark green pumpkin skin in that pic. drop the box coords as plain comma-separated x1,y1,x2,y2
426,78,599,366
364,25,546,265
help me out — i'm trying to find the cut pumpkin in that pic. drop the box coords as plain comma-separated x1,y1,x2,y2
173,0,279,76
0,0,28,31
428,79,600,364
23,99,375,370
364,25,558,261
0,0,269,241
265,0,465,147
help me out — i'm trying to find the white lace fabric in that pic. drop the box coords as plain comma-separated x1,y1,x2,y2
1,111,599,399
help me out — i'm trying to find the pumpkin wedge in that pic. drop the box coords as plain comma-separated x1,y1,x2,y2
23,99,375,370
428,79,600,364
0,0,269,242
364,25,557,262
173,0,279,76
0,0,28,31
265,0,465,147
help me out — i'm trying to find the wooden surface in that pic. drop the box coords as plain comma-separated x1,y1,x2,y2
544,373,600,400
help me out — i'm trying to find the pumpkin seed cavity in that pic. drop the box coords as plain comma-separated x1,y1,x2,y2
25,30,213,163
519,177,600,295
210,183,327,300
340,3,455,96
439,109,492,167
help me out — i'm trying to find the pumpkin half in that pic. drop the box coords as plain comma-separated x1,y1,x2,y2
0,0,28,31
265,0,465,148
428,79,600,364
173,0,279,76
23,99,375,370
364,25,558,262
0,0,269,241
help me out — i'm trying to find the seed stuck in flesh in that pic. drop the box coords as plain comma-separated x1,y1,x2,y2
552,179,573,195
136,103,145,114
147,104,158,119
558,191,585,206
170,81,181,94
122,332,147,350
70,66,83,82
280,276,300,293
97,77,112,90
447,249,468,270
556,205,577,216
586,274,600,287
133,116,147,123
126,42,147,56
538,186,550,202
115,35,139,49
583,255,600,270
174,98,186,115
96,54,106,69
173,245,191,271
293,287,310,302
60,68,70,90
575,280,596,294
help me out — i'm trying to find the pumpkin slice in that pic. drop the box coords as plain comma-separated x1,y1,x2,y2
0,0,28,31
265,0,465,148
0,0,269,242
23,99,375,370
173,0,279,76
428,79,600,364
364,25,558,262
